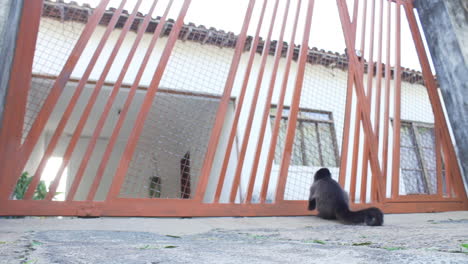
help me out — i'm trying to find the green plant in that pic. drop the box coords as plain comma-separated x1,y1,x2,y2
14,172,48,200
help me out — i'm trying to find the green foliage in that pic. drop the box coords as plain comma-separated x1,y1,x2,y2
164,245,177,249
384,247,405,251
166,235,181,238
313,240,326,245
352,242,372,246
14,172,48,200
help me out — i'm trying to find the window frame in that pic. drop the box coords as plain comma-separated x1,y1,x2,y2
269,105,340,168
398,119,442,195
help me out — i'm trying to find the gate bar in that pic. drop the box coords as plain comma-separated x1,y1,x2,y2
338,0,360,187
360,0,376,203
212,0,266,203
276,0,316,202
107,0,192,200
194,0,257,202
371,0,385,202
261,0,302,203
404,1,468,202
246,0,290,203
336,0,384,201
229,0,281,203
45,0,145,201
80,0,175,202
66,0,160,201
391,1,402,198
9,0,110,201
0,0,42,200
381,0,392,197
24,0,125,200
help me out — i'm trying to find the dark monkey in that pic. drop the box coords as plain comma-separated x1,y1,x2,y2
308,168,383,226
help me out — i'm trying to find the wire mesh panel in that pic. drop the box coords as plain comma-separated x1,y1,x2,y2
0,0,466,217
118,5,236,199
24,2,94,143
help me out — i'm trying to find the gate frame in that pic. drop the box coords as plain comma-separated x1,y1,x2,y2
0,0,467,217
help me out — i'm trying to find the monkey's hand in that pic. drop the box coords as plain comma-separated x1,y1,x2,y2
308,198,316,210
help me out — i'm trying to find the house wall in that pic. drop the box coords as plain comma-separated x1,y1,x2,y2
25,18,439,202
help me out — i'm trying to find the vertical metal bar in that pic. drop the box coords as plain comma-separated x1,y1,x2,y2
336,0,384,201
246,0,290,204
194,0,257,202
359,0,368,54
229,0,280,204
360,0,376,204
338,73,355,187
211,0,267,203
349,0,370,203
338,0,360,187
106,0,192,200
261,0,302,202
45,0,144,201
0,0,43,200
391,1,401,199
381,0,392,198
371,0,385,202
67,0,160,201
79,0,174,202
435,127,443,197
276,0,316,202
24,0,125,200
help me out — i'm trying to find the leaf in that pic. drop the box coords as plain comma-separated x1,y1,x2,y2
461,244,468,249
138,245,150,249
0,241,7,244
166,235,181,238
31,240,42,246
384,247,405,251
313,240,326,245
352,242,372,246
164,245,177,249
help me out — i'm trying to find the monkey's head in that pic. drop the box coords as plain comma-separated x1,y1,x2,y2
314,168,331,181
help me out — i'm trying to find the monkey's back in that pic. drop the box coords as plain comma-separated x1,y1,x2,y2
311,178,349,219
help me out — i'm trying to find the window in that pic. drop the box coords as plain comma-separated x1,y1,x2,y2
270,106,339,167
399,121,443,195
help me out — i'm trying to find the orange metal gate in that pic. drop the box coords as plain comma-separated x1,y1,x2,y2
0,0,467,217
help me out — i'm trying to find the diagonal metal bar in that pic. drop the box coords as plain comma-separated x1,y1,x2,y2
106,0,192,201
335,0,384,201
24,0,123,200
45,0,146,201
276,0,316,202
229,0,281,204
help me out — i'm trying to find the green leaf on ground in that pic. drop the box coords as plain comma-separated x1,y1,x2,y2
352,242,372,246
0,241,7,244
384,247,405,251
31,240,42,246
166,235,181,238
164,245,177,249
461,244,468,249
313,240,326,245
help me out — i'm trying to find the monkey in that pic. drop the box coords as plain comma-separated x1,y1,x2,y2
308,168,383,226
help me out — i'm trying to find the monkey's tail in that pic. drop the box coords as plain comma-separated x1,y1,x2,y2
335,203,384,226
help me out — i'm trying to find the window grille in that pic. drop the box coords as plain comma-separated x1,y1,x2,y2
270,106,339,168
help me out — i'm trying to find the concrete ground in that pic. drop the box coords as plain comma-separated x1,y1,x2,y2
0,211,467,264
